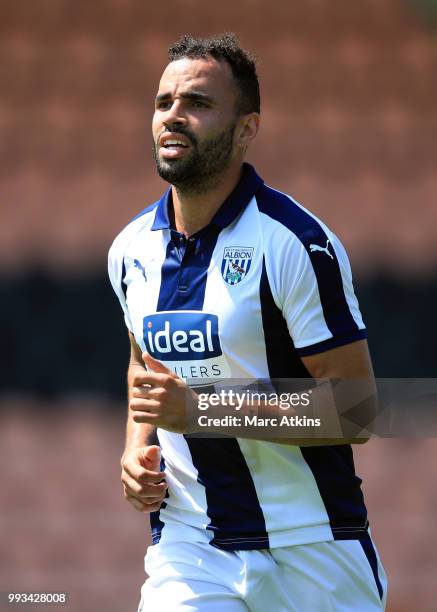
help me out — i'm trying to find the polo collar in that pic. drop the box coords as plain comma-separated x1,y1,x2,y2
151,163,264,232
151,189,171,230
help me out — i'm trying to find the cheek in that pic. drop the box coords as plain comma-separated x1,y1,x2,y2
195,116,229,141
152,114,161,140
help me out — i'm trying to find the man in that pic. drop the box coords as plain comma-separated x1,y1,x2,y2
108,33,387,611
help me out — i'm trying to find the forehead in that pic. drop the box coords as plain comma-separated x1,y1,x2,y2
157,57,237,103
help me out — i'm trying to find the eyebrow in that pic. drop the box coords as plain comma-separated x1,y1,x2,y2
155,91,215,104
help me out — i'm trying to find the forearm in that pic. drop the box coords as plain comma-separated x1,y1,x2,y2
264,379,373,445
124,408,157,451
124,363,157,452
190,380,375,446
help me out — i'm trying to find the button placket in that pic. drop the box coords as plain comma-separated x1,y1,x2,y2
177,236,198,292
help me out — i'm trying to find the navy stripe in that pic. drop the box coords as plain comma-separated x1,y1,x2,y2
185,437,269,550
259,258,368,538
256,185,359,338
300,445,368,538
150,454,169,544
154,199,268,550
296,329,367,356
156,227,220,311
259,257,311,379
359,532,384,600
210,162,263,228
121,260,128,300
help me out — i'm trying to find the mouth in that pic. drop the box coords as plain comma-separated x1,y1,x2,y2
159,133,191,159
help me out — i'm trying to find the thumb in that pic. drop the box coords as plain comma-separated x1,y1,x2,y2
141,445,161,471
143,352,176,377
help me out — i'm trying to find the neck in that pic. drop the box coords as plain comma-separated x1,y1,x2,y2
171,163,244,237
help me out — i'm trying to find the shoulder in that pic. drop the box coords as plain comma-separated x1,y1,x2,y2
107,200,160,288
108,200,159,264
254,182,335,250
254,182,353,291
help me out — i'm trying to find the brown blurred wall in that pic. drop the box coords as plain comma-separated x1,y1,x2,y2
1,1,437,611
1,0,436,273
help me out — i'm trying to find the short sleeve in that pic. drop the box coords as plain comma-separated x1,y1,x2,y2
281,232,366,357
108,238,134,333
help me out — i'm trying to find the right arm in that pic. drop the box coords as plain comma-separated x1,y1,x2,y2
125,331,157,452
120,332,167,513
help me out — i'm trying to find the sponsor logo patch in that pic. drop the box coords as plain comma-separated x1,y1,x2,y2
143,312,222,361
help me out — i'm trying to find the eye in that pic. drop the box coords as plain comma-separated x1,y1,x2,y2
193,100,208,108
156,100,171,110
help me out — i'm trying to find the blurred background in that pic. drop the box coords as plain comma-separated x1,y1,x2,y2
0,0,436,610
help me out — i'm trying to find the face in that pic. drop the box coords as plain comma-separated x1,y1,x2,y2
152,57,242,193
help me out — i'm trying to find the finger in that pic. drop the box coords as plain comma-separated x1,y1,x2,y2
132,386,169,400
141,499,166,513
121,457,165,482
122,475,167,499
132,370,169,387
125,492,165,514
129,398,160,412
122,458,165,483
139,490,167,502
126,495,147,512
140,445,162,472
122,447,165,483
143,352,177,377
132,385,152,399
123,480,166,500
122,456,165,482
123,463,165,483
122,472,165,494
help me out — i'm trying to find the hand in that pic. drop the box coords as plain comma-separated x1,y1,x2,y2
121,445,167,513
129,353,198,433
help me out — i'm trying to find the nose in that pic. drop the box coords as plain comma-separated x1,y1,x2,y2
162,99,187,129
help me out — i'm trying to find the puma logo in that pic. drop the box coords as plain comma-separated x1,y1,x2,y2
309,239,333,259
134,259,147,282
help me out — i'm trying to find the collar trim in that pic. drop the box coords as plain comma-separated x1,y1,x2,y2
151,163,264,232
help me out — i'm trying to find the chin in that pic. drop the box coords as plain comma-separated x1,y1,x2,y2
157,165,186,185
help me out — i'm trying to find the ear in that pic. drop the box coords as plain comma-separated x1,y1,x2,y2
236,113,260,149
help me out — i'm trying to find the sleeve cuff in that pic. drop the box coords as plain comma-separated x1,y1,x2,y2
295,329,367,357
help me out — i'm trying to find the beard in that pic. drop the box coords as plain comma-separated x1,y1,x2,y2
153,121,237,195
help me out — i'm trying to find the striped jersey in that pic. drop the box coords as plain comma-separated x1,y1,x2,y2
108,163,369,550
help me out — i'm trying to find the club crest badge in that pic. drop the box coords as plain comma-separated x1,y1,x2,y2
221,246,254,285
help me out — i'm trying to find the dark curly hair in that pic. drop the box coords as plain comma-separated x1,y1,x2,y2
168,33,260,115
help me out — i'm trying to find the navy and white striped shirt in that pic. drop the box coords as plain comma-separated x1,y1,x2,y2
108,163,369,550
